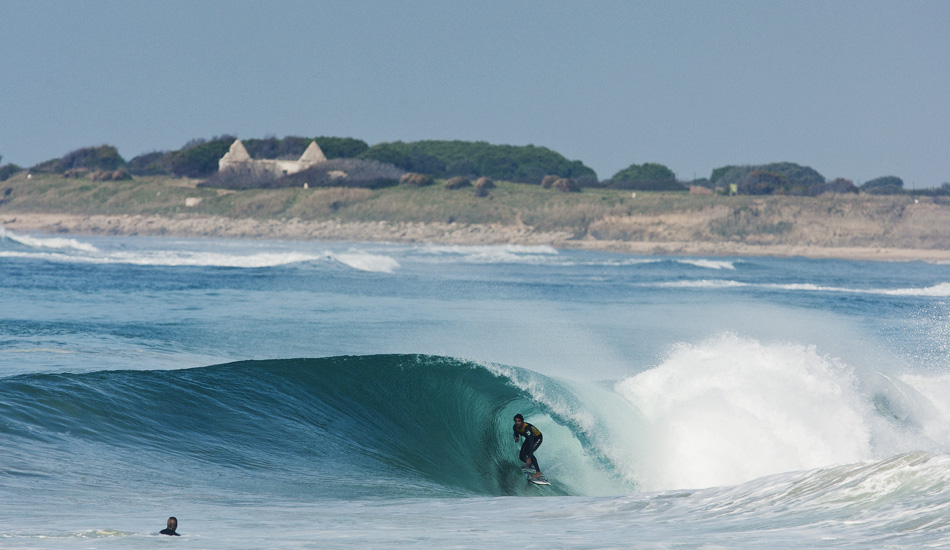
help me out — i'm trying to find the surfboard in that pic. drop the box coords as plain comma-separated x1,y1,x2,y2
522,468,550,485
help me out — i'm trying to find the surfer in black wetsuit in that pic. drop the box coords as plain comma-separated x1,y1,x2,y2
159,516,180,536
513,413,544,479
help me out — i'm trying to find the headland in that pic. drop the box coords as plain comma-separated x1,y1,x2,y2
2,173,950,261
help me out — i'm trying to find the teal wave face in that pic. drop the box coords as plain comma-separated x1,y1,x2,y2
0,355,584,499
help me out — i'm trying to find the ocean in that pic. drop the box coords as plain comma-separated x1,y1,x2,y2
2,227,950,549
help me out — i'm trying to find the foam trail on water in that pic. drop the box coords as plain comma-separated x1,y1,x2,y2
677,259,736,270
655,279,950,297
0,227,100,253
414,243,559,264
331,251,400,273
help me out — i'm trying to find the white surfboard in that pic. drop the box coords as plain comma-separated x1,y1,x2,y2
522,468,551,485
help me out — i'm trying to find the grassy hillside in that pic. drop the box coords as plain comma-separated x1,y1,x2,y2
3,172,950,249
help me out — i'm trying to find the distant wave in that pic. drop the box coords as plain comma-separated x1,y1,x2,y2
0,227,99,253
413,243,560,264
676,259,736,270
655,279,950,296
331,250,400,273
0,228,399,272
657,279,750,289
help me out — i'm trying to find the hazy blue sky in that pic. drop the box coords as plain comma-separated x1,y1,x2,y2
3,1,948,186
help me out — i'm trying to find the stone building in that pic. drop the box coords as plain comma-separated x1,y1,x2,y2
217,139,327,175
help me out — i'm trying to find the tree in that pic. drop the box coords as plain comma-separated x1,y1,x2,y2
739,171,786,195
0,163,23,181
610,162,683,190
713,162,826,195
358,140,597,183
30,145,126,174
167,137,235,178
860,176,904,195
242,136,368,160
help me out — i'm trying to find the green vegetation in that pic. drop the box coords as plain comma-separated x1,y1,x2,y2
357,140,597,184
0,172,714,234
6,172,949,250
0,163,23,181
709,162,844,196
610,162,683,190
200,158,405,190
14,136,943,199
123,136,238,178
31,145,125,174
94,135,369,180
242,136,368,160
861,176,904,195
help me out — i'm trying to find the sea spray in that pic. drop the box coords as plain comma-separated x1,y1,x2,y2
615,334,873,491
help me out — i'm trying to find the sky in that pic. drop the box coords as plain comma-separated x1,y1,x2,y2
2,1,948,187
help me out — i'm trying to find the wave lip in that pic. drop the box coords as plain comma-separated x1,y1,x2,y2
330,250,400,273
413,243,559,264
0,228,401,271
0,227,100,253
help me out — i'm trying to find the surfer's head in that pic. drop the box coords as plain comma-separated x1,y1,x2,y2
513,414,524,426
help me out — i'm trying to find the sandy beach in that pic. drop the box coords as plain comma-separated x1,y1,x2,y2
4,212,950,262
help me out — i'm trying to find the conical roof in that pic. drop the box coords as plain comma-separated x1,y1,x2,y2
299,141,327,164
225,139,251,161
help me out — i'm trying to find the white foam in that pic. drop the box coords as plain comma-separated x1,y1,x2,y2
414,243,559,264
615,334,874,491
331,251,400,273
875,282,950,297
677,259,736,270
657,279,749,289
652,279,950,297
0,227,99,253
764,282,950,297
420,243,559,256
0,249,323,268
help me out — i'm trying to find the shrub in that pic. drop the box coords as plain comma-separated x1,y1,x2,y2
208,158,405,190
91,168,133,181
32,145,126,174
198,164,281,190
816,178,858,195
541,175,559,189
243,136,369,160
474,177,495,189
739,171,786,195
127,151,173,175
400,173,434,187
710,165,739,184
861,176,904,192
359,140,597,183
611,162,677,189
63,168,89,178
443,176,472,190
713,162,826,195
281,158,404,189
863,184,905,195
551,178,580,192
167,136,235,178
0,163,23,181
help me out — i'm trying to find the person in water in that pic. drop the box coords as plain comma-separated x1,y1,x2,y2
160,516,180,536
512,413,544,479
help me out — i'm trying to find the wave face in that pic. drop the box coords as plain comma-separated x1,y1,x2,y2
0,355,603,499
5,347,950,502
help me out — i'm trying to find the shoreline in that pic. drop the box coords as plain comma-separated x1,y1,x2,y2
4,211,950,262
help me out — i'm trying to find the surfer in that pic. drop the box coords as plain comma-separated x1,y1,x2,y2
512,414,544,479
159,516,180,536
